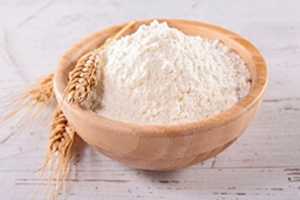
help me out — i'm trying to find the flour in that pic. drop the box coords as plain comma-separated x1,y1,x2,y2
96,21,251,124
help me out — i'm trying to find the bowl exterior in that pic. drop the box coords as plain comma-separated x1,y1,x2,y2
59,97,261,171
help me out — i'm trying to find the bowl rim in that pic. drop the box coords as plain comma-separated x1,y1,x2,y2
54,18,268,137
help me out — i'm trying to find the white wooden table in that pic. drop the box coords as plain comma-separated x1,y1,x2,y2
0,0,299,199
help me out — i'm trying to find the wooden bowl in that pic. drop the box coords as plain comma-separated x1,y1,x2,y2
53,19,268,171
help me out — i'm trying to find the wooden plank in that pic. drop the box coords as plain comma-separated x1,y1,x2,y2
1,167,300,200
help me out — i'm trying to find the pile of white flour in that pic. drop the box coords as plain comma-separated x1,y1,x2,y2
96,21,251,124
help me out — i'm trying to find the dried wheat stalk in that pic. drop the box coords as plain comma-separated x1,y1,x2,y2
1,74,55,120
42,21,136,198
41,22,137,197
0,74,55,144
43,108,76,199
65,21,136,107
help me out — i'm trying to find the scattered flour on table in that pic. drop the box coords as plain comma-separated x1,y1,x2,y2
96,21,251,124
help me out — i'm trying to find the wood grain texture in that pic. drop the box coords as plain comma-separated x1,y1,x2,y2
0,0,300,199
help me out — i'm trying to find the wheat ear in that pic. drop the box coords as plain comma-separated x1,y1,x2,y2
0,74,55,144
43,108,76,199
1,74,55,121
65,21,136,106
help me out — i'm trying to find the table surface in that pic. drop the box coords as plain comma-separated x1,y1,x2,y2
0,0,299,199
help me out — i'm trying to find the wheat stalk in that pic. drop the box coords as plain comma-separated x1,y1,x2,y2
42,22,136,198
43,108,76,199
65,21,136,107
0,21,138,199
1,74,55,120
48,109,75,158
0,74,55,144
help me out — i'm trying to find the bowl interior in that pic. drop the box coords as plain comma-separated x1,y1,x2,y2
54,19,268,136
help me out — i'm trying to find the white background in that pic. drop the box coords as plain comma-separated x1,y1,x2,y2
0,0,299,199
